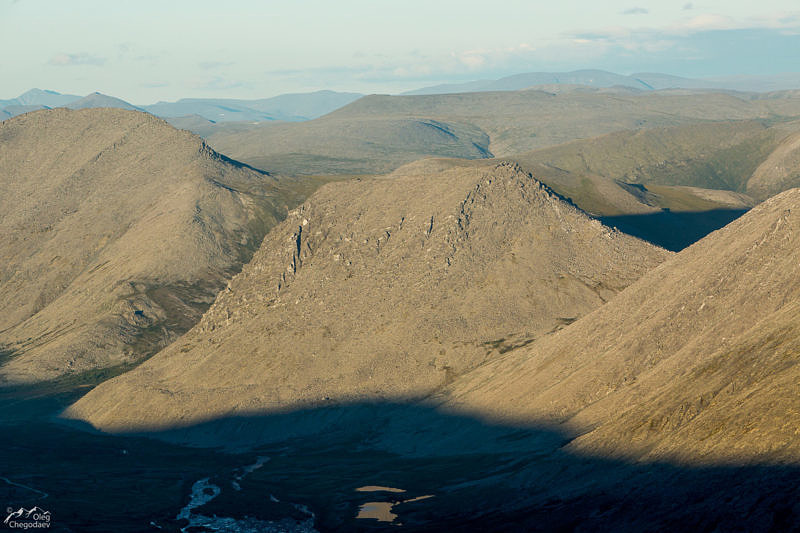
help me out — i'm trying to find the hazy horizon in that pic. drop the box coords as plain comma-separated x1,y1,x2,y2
2,0,799,104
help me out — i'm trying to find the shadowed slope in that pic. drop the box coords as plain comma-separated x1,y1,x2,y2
444,187,800,464
65,160,669,433
0,108,308,384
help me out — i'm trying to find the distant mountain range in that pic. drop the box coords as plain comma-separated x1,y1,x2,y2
0,88,81,107
403,69,800,95
144,90,363,122
0,89,363,124
3,70,799,126
66,92,143,111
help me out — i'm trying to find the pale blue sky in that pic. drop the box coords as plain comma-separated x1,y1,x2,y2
1,0,798,103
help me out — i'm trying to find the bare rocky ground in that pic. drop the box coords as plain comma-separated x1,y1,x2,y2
66,159,669,433
443,187,800,464
0,108,313,384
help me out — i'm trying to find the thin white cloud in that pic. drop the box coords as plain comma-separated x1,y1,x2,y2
623,7,649,15
48,53,106,67
666,10,800,33
448,43,537,73
681,14,737,31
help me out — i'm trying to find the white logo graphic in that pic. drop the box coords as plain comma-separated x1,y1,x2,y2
4,507,51,529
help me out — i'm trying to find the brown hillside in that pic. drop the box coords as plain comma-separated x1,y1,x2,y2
511,120,778,194
207,89,800,178
747,129,800,200
208,117,491,176
443,187,800,463
0,108,307,384
65,160,670,433
322,90,800,157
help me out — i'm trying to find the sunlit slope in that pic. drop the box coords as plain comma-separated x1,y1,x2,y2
445,187,800,463
0,108,306,384
66,160,669,433
748,126,800,200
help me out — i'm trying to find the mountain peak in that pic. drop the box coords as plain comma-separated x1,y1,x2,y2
65,159,670,439
66,92,141,111
10,88,80,107
0,107,295,384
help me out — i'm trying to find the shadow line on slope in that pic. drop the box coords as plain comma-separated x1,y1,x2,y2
3,383,797,532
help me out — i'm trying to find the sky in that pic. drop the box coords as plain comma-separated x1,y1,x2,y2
1,0,799,103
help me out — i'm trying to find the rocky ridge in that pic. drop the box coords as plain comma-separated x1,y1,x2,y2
65,159,670,433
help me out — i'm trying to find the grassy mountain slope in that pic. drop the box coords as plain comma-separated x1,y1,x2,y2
511,118,800,207
208,117,492,175
513,120,779,193
443,187,800,463
0,108,310,384
322,90,800,157
208,90,800,176
747,126,800,199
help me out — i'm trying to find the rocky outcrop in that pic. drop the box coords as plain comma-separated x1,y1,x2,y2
66,159,669,435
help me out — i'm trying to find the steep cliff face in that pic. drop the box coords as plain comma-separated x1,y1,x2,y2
66,159,669,434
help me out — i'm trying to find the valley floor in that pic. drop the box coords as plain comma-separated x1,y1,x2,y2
3,385,799,532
